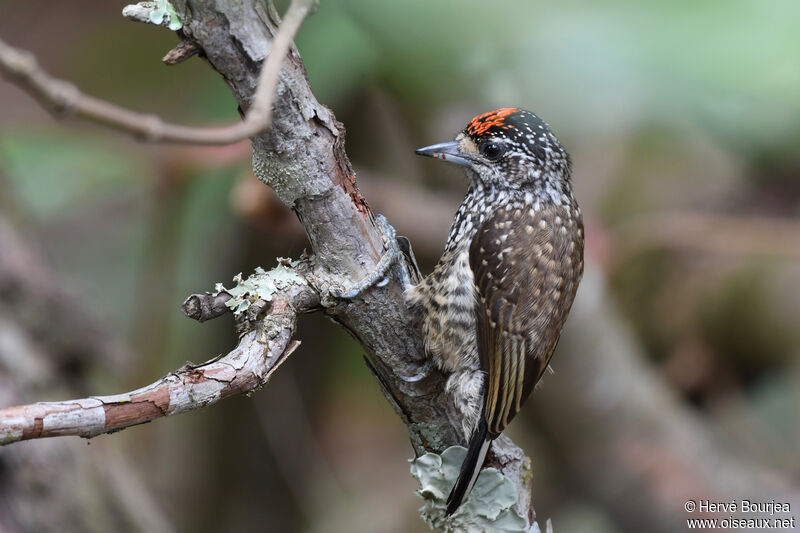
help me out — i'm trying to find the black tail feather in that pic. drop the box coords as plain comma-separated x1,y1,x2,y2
445,419,491,515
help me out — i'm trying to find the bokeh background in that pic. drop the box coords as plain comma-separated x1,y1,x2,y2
1,1,799,532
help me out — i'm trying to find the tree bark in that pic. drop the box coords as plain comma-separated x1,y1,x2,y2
172,0,535,519
0,0,536,525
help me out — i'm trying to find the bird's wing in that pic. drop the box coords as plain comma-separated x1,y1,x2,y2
469,203,582,437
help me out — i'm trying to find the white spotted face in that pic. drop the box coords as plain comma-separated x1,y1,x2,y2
459,108,572,202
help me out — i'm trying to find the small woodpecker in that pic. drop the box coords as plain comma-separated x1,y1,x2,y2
408,108,584,515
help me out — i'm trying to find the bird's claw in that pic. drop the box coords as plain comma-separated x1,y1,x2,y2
398,360,433,382
333,214,410,299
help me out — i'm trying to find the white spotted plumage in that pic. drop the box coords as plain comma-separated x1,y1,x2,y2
411,108,584,514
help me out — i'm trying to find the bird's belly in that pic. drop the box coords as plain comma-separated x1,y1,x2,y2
406,249,478,373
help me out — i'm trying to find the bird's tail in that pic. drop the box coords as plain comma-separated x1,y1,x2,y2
445,419,491,515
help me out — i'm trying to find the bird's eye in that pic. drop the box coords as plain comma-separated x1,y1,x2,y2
479,142,505,161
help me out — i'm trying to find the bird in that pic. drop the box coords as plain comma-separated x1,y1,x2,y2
407,107,584,515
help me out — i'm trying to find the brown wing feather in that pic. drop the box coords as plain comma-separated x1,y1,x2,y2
470,203,583,437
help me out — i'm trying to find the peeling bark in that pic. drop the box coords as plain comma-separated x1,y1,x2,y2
0,286,314,445
172,0,535,518
0,0,536,522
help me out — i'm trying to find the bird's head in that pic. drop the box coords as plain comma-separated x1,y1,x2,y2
416,107,571,193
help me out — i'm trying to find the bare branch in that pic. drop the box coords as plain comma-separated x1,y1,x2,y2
0,284,316,445
171,0,536,519
162,41,201,65
0,0,314,145
1,0,537,524
181,291,233,322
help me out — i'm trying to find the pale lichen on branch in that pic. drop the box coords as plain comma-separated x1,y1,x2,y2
0,0,541,527
0,271,316,445
122,1,183,30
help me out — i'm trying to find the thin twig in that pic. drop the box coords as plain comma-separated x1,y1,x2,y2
0,0,313,145
181,291,233,322
162,41,200,65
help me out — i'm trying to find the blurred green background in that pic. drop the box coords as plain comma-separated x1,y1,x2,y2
1,1,799,532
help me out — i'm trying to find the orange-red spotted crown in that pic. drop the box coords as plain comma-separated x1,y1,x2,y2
465,107,521,137
463,107,568,170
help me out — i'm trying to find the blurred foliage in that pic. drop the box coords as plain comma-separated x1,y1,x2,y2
697,267,796,377
298,0,800,147
1,131,145,219
610,249,675,360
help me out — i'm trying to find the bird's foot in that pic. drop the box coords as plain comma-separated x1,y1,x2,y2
397,359,433,383
333,214,410,299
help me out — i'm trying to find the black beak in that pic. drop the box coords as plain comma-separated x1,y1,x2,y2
415,141,474,168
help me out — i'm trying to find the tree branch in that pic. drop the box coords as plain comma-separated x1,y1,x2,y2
181,291,233,322
0,0,538,526
0,283,315,445
171,0,536,523
0,0,313,145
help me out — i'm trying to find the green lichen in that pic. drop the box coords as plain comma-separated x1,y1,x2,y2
410,446,530,532
522,459,534,487
410,422,448,452
148,0,182,30
215,260,306,318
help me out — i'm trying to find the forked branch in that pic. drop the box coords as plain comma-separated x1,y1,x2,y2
0,0,539,527
0,283,316,445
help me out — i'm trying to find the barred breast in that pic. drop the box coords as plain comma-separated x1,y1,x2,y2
405,245,478,374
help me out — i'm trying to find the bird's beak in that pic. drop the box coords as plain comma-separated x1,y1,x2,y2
415,141,474,168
